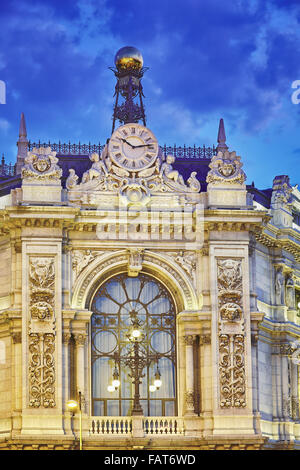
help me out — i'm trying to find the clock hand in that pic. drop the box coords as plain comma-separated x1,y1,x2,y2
131,144,153,148
120,138,135,149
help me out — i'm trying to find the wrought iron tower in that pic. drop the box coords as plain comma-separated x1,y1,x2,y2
110,46,148,134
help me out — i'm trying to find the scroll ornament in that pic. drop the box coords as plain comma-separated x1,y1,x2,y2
28,257,56,408
217,259,246,408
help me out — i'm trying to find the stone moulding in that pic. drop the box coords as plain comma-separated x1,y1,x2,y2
71,249,198,312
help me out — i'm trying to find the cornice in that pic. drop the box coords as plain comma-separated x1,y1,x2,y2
255,222,300,261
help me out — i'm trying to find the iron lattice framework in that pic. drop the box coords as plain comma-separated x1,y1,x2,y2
109,65,148,133
91,273,177,417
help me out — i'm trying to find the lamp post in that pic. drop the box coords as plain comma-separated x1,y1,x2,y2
107,320,161,416
66,391,82,450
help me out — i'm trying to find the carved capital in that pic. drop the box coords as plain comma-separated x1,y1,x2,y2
199,334,211,345
185,390,195,411
62,333,72,344
183,334,195,346
73,333,87,346
12,332,22,344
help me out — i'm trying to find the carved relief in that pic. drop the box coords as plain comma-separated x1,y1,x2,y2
72,250,105,279
22,146,62,182
217,258,246,408
219,333,246,408
29,258,55,322
166,251,197,283
28,257,56,408
67,143,201,207
206,150,246,185
185,390,195,411
28,332,56,408
128,248,144,277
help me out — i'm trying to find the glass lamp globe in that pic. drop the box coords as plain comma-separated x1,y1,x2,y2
131,328,141,339
149,385,156,393
66,399,78,412
154,378,162,389
107,385,116,393
112,379,120,388
114,46,143,71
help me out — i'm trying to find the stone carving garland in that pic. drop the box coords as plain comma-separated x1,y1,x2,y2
28,257,56,408
217,259,246,408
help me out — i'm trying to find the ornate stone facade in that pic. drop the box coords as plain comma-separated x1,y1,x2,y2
0,58,299,451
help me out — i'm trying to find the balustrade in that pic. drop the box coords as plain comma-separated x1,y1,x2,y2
89,416,185,437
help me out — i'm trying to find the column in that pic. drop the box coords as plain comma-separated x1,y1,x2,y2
62,333,71,404
184,335,196,416
73,333,86,409
290,359,299,422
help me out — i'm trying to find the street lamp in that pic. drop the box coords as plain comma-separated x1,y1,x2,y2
66,391,82,450
107,319,161,415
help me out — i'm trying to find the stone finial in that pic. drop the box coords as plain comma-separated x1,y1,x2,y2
271,175,293,208
16,112,29,175
216,118,228,152
270,175,293,228
19,112,27,139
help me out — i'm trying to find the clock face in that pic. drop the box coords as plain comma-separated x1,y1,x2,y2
109,123,159,171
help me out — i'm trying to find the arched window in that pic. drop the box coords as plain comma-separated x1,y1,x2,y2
91,273,177,417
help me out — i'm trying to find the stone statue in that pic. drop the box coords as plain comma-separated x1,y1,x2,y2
187,171,201,192
66,169,79,189
286,275,295,309
160,154,185,185
275,267,284,305
82,153,108,183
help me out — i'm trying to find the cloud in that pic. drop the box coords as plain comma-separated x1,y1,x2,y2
0,0,299,188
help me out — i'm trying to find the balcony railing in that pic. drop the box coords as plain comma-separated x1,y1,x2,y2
90,417,132,435
143,417,184,435
27,141,216,159
89,416,185,437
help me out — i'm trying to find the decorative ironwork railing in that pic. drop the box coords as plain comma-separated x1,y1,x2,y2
27,141,216,159
0,140,216,178
0,155,16,177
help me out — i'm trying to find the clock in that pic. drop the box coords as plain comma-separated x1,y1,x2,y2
108,123,159,172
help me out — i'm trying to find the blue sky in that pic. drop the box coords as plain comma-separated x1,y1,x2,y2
0,0,300,188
